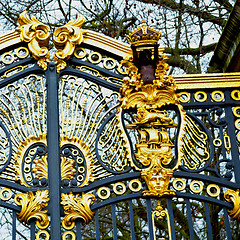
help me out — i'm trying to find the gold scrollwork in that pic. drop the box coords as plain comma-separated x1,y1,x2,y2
0,188,12,201
231,90,240,101
152,202,172,240
224,189,240,221
113,182,126,195
61,192,95,230
172,179,186,191
62,231,76,240
36,230,50,240
206,184,220,197
179,92,190,103
97,187,111,200
189,180,203,194
53,13,86,72
14,190,50,229
211,91,224,102
194,91,207,102
16,11,50,70
129,179,142,192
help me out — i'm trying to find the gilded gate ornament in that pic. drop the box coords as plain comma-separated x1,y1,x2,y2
14,190,50,229
224,189,240,221
61,192,95,230
53,13,86,73
16,11,50,70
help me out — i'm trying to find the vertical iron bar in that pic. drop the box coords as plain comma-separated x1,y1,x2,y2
112,203,118,240
128,199,136,240
30,221,35,240
46,62,61,239
95,209,100,240
12,211,16,240
223,207,232,240
186,199,195,240
76,220,82,240
146,199,154,240
167,198,176,240
204,202,213,240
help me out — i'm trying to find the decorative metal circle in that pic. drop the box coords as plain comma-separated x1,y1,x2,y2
78,166,85,173
213,138,222,147
88,52,102,64
29,149,36,155
16,47,29,59
117,64,127,74
113,182,126,195
77,175,84,182
74,47,87,59
77,156,83,164
211,91,224,102
172,178,186,191
235,119,240,130
97,187,111,200
129,179,142,192
103,58,117,70
36,230,50,240
189,180,203,194
26,175,32,182
25,156,32,164
233,107,240,118
206,184,220,197
72,149,79,156
24,166,31,173
237,132,240,142
194,91,207,102
1,52,14,64
179,92,190,103
0,188,12,201
62,231,76,240
231,90,240,100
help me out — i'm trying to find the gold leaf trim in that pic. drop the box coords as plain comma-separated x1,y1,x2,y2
14,190,49,229
224,189,240,221
53,13,86,73
16,11,50,70
61,192,95,230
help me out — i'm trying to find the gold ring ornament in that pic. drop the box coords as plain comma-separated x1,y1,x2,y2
233,107,240,118
231,90,240,100
235,119,240,130
194,91,207,102
189,180,203,194
129,179,142,192
213,139,222,147
211,91,224,102
74,47,87,59
62,231,76,240
16,47,29,59
206,184,220,197
113,182,126,195
103,58,117,70
97,187,111,200
36,230,50,240
0,188,12,201
88,52,102,64
172,179,186,191
179,92,190,103
1,52,15,64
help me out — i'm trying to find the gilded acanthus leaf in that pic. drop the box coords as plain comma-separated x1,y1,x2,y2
14,190,49,229
53,13,86,72
61,192,95,230
16,10,50,70
224,189,240,221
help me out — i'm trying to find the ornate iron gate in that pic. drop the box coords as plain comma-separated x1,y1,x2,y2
0,11,240,240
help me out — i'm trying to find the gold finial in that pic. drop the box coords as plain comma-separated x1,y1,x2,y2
127,20,161,46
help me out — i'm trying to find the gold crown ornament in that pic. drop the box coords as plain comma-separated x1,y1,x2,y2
127,20,161,46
